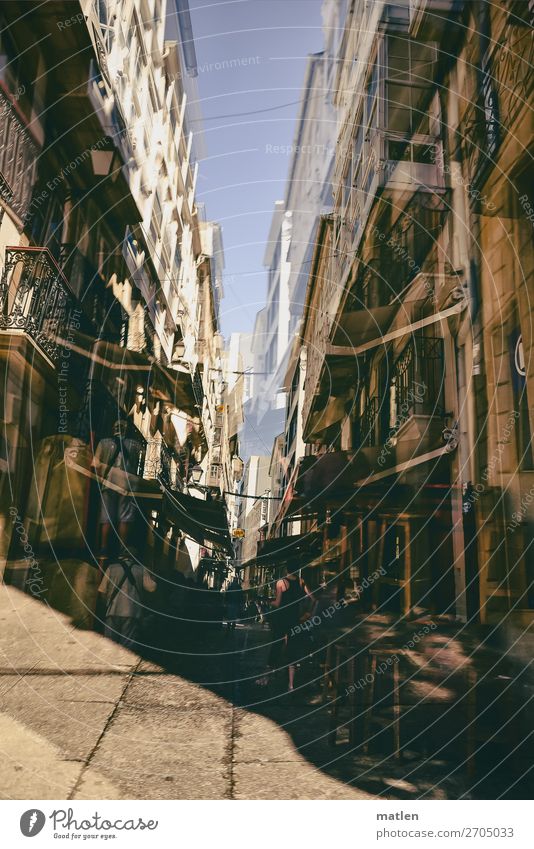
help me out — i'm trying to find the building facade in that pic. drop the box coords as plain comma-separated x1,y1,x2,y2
264,0,534,628
243,34,340,459
0,0,233,597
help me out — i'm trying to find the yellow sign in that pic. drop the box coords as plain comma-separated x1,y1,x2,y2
232,528,245,539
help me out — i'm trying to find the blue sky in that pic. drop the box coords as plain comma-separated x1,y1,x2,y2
188,0,324,337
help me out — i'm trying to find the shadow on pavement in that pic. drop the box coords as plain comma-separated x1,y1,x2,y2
3,558,534,801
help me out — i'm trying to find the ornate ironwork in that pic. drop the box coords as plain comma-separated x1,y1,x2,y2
0,170,14,205
358,396,378,448
141,435,179,489
394,335,444,426
0,90,39,222
0,247,81,365
192,364,204,410
143,306,156,357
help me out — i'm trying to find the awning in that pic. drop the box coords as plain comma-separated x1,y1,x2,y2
326,301,465,358
91,339,197,415
305,301,465,424
304,393,353,442
55,330,198,415
257,532,322,560
238,532,323,571
296,450,373,502
331,304,400,349
162,490,233,555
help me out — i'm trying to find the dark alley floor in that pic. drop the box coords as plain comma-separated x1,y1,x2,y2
1,583,532,800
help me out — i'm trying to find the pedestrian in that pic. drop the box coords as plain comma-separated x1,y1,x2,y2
225,576,244,630
92,420,144,572
257,565,314,691
98,550,156,650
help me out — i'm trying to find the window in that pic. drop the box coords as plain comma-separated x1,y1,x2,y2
30,188,64,259
365,61,378,130
353,121,364,181
386,37,437,137
342,161,351,209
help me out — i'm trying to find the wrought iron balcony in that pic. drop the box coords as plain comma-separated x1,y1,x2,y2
0,171,14,206
394,336,445,428
143,306,156,357
59,243,124,341
357,396,378,449
0,90,39,223
141,435,182,490
192,364,205,410
0,246,86,366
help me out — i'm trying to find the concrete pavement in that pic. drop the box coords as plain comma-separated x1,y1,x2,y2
0,584,374,800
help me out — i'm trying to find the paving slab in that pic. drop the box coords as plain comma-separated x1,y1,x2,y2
234,710,324,764
76,760,229,800
79,703,232,799
233,761,375,800
0,674,126,763
0,711,83,799
126,674,230,712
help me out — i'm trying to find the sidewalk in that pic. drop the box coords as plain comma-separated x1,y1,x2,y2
0,584,374,800
3,579,530,800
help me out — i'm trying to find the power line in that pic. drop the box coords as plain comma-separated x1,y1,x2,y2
190,93,324,124
222,490,283,501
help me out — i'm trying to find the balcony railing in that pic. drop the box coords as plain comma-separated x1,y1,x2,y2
58,243,123,340
143,306,156,357
0,246,86,366
0,171,14,206
0,90,39,222
192,364,204,410
140,434,188,491
394,336,444,427
357,396,378,449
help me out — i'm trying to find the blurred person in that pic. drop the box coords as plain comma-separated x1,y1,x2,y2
258,565,314,691
226,576,244,630
92,420,143,570
98,549,156,650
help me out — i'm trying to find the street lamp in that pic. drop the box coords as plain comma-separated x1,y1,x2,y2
171,336,186,363
190,464,204,485
90,138,119,179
